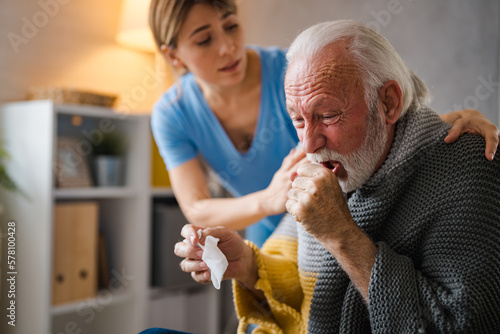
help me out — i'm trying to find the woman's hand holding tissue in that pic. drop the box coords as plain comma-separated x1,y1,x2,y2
174,224,259,290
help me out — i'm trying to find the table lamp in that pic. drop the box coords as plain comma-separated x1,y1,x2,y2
116,0,156,52
115,0,173,107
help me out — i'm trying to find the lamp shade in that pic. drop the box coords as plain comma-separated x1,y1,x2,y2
116,0,156,52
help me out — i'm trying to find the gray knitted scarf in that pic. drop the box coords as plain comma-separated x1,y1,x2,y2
307,106,500,333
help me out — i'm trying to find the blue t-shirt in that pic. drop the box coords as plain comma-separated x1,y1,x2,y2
151,46,299,247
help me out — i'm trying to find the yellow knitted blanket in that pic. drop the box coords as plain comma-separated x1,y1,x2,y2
233,215,319,334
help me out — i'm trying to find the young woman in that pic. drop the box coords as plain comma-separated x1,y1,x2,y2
149,0,499,247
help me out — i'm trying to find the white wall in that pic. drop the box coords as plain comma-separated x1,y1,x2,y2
239,0,500,124
1,0,498,121
0,0,162,114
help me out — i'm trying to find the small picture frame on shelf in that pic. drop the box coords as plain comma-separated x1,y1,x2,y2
55,137,93,188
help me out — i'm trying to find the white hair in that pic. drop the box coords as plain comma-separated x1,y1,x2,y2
286,20,431,115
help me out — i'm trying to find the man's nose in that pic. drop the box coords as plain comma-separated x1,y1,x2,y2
301,124,326,154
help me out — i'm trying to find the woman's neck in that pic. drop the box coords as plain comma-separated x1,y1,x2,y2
196,49,261,107
196,49,262,152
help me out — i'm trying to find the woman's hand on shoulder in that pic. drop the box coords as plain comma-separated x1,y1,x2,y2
441,109,499,161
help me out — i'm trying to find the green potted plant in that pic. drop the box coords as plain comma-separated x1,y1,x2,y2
91,132,126,187
0,140,20,215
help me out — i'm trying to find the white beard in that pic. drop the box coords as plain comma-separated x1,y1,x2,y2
307,109,388,193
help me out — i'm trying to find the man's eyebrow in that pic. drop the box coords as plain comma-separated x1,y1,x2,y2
288,100,323,112
313,100,324,109
189,12,234,38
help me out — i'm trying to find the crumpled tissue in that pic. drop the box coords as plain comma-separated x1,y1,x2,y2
184,230,228,289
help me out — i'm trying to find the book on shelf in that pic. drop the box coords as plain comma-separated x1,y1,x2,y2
52,201,99,305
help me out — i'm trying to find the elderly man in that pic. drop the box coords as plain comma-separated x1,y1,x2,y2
175,20,500,333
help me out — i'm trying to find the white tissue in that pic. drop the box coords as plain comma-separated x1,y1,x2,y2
185,230,228,290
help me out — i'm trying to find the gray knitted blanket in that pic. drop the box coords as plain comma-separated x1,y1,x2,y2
306,106,500,333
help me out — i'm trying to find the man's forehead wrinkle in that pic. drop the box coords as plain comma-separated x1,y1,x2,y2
288,64,360,96
285,53,363,115
317,60,359,82
285,72,332,105
286,73,330,94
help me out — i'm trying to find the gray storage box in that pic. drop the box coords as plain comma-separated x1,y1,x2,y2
151,203,200,289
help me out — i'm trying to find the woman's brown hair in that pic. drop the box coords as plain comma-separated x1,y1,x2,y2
149,0,238,51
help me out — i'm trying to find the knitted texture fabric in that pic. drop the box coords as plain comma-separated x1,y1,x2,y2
233,106,500,333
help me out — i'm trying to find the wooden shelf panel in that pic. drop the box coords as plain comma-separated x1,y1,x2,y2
150,187,175,197
50,291,134,316
54,187,137,199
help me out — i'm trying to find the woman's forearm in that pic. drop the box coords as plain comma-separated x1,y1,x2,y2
180,189,277,230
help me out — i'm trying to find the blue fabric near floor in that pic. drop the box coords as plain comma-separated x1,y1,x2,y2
246,323,257,333
139,328,193,334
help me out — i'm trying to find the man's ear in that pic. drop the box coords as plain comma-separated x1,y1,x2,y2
160,44,185,69
378,80,402,125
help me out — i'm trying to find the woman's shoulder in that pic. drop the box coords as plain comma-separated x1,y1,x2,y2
248,45,288,88
247,45,287,66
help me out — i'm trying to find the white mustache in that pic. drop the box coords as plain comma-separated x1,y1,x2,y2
307,149,345,165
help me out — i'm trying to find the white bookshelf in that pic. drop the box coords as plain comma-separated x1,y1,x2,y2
0,100,152,334
0,100,231,334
